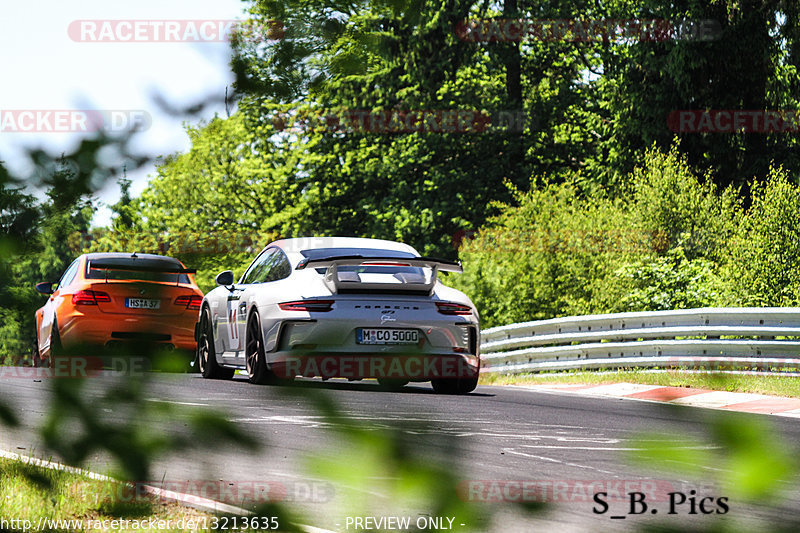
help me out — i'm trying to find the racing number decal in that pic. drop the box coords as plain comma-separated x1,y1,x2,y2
227,305,240,350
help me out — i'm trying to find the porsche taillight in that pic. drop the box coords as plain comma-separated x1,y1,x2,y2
175,295,203,311
436,302,473,315
279,300,335,312
72,290,111,306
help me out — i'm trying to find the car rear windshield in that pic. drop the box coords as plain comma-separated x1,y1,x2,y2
85,257,191,283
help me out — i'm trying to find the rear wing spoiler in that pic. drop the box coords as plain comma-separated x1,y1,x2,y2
89,261,197,274
295,255,462,272
295,256,462,295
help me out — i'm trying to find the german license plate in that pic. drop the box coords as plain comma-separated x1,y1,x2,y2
125,298,160,309
357,328,419,345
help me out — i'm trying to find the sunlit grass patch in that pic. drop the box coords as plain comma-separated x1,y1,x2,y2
0,458,214,532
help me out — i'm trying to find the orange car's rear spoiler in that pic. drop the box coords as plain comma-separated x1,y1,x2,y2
295,255,462,295
89,261,196,274
89,260,197,286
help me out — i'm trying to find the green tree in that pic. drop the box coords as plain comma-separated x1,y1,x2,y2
109,170,140,234
598,0,800,188
140,109,302,238
725,167,800,306
0,157,94,363
226,0,607,255
448,178,634,327
450,145,738,326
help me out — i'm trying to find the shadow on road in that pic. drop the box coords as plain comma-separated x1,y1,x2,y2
224,375,495,396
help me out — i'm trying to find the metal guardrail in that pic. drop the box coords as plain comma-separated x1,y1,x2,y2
479,307,800,373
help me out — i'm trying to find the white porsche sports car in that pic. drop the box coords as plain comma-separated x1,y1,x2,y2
196,237,480,394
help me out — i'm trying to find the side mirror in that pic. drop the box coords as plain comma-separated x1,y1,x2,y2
35,282,55,295
215,270,234,287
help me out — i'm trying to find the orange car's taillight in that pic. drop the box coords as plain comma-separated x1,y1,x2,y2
175,295,202,311
72,290,111,305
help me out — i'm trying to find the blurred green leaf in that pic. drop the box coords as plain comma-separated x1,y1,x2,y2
630,412,797,503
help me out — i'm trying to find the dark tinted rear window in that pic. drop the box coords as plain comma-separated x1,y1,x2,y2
85,257,190,283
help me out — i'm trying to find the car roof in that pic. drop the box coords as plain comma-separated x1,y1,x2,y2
271,237,419,256
82,253,186,268
83,252,183,263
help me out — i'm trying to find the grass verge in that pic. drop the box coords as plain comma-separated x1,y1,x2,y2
0,458,215,532
479,370,800,399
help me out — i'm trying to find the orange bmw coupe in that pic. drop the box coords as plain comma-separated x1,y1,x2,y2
33,252,203,367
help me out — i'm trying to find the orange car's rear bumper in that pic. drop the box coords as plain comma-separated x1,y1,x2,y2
59,311,197,351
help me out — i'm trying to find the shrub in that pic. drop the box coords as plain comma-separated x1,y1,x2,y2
626,144,739,262
724,168,800,306
449,180,633,328
612,246,723,312
452,145,737,327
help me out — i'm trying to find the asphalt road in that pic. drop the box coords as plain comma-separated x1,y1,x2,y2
1,370,799,532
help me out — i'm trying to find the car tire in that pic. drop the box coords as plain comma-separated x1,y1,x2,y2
377,378,409,390
245,312,294,386
50,318,64,357
431,375,478,395
32,335,49,368
246,312,271,385
198,309,234,380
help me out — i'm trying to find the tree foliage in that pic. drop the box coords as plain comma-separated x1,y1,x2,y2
4,0,800,350
449,145,751,327
725,167,800,306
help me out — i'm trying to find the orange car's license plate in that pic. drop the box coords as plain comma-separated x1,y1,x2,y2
125,298,160,309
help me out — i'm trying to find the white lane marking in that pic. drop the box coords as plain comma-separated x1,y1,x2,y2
0,450,112,481
232,412,601,431
502,448,618,476
334,483,389,499
662,458,731,474
146,399,210,406
231,416,629,445
520,445,720,451
234,415,605,432
546,437,621,443
444,433,616,442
